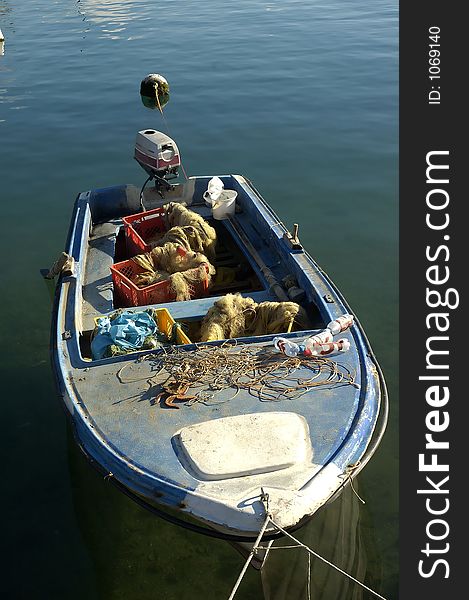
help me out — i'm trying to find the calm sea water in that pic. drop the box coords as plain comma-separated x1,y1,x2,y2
0,1,398,598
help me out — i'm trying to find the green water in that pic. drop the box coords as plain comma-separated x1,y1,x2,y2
0,1,397,598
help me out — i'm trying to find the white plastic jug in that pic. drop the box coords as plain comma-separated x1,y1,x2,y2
203,176,224,207
212,189,237,220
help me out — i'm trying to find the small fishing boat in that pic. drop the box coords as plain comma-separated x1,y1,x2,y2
49,80,388,552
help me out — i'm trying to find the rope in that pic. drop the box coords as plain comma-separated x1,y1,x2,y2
115,342,356,402
44,252,74,279
227,489,387,600
227,513,272,600
342,462,366,504
146,343,356,404
262,518,388,600
156,90,189,181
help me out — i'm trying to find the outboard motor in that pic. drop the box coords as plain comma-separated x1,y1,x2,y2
135,129,180,182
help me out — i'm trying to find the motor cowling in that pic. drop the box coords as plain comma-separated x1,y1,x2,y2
134,129,180,180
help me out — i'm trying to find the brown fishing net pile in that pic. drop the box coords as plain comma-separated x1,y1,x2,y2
163,202,217,259
199,293,307,341
168,265,214,301
127,203,218,301
148,225,213,258
130,243,216,301
143,204,217,259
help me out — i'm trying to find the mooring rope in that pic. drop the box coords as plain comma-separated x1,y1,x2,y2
227,493,388,600
156,90,189,181
341,462,366,505
227,513,272,600
262,518,388,600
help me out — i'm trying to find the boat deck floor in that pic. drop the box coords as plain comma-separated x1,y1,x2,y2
82,221,120,331
71,335,362,495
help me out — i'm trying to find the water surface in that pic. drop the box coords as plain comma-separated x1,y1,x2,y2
0,1,398,598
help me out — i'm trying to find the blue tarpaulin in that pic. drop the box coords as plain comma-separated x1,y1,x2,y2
91,311,158,360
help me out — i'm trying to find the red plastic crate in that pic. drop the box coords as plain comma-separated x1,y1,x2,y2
110,259,210,307
123,207,166,256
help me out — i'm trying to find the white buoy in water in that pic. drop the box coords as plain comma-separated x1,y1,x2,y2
0,28,4,56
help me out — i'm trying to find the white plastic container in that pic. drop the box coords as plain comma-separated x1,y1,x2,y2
203,176,224,207
273,337,301,357
315,338,351,356
327,314,354,335
211,189,237,220
304,329,333,352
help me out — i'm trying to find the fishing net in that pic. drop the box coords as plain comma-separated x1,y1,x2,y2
163,202,217,259
169,264,214,302
132,242,211,275
148,342,357,403
200,294,257,341
199,293,305,341
130,243,216,298
249,301,303,337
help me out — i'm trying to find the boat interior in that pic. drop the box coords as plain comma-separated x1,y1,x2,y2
78,180,327,362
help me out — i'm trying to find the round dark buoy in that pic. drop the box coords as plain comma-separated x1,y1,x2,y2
140,73,170,110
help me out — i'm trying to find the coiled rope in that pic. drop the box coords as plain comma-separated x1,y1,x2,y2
151,342,357,404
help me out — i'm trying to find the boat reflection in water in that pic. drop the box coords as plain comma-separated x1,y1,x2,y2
69,427,383,599
68,428,263,598
261,484,383,600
